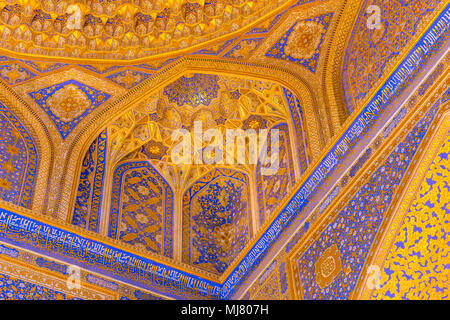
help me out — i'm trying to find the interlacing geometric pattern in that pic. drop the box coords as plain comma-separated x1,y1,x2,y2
163,73,220,107
29,79,110,138
0,0,446,300
0,63,36,85
0,273,72,300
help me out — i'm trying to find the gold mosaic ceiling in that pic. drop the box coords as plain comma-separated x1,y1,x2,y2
109,73,301,193
0,0,289,59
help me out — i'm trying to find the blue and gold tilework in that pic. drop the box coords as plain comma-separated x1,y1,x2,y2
141,140,168,160
109,161,174,258
193,38,238,56
29,79,110,139
163,73,220,107
77,65,122,74
0,63,36,85
72,130,108,233
245,14,283,35
22,60,67,73
223,38,264,60
182,168,251,274
0,103,37,208
342,0,441,113
257,123,296,226
266,12,333,72
373,131,450,300
283,87,309,171
0,273,71,300
0,56,67,85
279,262,289,295
106,69,153,89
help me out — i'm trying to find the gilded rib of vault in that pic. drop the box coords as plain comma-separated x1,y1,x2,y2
0,0,447,300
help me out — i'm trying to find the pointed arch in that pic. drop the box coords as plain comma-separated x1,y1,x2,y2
0,81,53,213
61,57,323,222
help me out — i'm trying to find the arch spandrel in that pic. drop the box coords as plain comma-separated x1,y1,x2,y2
341,0,447,115
0,103,38,208
0,79,53,214
9,65,128,217
250,0,350,140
